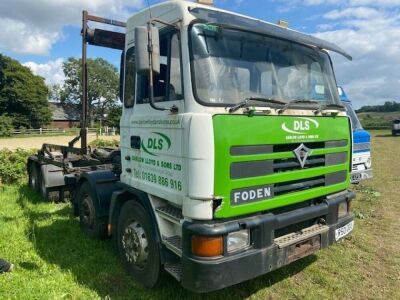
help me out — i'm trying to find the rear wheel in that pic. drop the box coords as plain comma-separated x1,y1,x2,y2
77,182,106,239
39,166,61,202
117,201,163,288
40,172,50,201
28,162,40,192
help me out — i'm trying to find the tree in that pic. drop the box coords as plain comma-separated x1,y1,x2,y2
0,115,14,137
356,101,400,113
57,57,120,126
0,54,51,128
106,104,122,128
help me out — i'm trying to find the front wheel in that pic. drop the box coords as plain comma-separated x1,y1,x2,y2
117,201,163,288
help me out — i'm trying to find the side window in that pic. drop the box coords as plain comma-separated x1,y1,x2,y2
124,47,136,108
137,32,183,104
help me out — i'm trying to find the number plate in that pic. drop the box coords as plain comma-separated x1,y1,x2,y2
335,221,354,241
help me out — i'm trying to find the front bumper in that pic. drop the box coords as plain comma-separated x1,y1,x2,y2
351,169,373,183
181,190,355,293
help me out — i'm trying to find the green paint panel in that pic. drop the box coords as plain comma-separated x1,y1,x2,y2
213,114,351,219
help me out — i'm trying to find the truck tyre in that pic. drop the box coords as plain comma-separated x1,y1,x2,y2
40,173,50,201
117,200,163,288
28,163,40,192
39,171,60,202
77,182,107,239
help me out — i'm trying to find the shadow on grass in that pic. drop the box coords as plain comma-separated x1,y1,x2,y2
375,134,397,138
17,185,316,300
17,185,71,221
19,261,40,271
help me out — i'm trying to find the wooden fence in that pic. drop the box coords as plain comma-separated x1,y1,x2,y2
12,127,118,136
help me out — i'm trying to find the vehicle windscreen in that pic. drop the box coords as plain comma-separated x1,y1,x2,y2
189,23,340,107
343,101,363,131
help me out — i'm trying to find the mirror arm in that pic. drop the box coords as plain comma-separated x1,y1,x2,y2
147,22,179,113
147,22,167,112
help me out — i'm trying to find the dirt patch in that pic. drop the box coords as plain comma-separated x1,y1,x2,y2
0,134,120,150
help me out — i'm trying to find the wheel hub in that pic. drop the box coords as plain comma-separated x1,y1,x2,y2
122,222,149,269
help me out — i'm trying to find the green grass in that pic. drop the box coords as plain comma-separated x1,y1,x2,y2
1,130,400,299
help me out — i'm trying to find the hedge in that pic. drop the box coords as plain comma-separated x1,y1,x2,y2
0,148,35,184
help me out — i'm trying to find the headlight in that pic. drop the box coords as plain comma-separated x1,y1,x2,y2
227,229,250,253
338,202,348,218
365,157,372,169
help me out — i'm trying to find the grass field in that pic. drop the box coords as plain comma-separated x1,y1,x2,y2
0,130,399,299
358,111,400,129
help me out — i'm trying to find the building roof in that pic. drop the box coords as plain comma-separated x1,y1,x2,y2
49,102,80,121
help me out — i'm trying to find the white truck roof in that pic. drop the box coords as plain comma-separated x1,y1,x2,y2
126,0,352,60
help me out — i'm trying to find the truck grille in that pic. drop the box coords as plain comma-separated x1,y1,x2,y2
231,140,347,156
229,141,349,201
231,152,347,179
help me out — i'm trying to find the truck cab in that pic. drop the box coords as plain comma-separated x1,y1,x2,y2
338,87,373,183
117,1,355,292
28,0,356,293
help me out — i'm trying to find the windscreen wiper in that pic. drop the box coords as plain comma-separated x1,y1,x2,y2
229,96,287,113
315,103,345,115
278,99,320,114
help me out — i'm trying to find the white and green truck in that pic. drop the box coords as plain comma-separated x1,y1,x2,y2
27,0,355,292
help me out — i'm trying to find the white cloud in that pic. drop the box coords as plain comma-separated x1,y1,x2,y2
276,0,400,106
314,7,400,107
0,0,144,55
23,58,65,86
0,18,59,55
349,0,400,6
324,7,382,19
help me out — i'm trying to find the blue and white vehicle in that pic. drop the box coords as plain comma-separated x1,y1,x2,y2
338,87,373,183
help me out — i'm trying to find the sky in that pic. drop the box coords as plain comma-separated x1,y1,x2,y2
0,0,399,108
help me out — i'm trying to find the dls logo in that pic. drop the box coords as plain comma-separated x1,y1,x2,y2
141,132,171,156
281,117,319,135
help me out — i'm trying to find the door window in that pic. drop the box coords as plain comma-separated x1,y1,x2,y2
137,32,183,104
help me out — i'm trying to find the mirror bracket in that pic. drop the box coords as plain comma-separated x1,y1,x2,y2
146,21,180,113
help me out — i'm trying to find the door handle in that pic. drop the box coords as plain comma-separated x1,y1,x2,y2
131,136,141,149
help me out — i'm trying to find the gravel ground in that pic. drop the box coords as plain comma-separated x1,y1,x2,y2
0,134,119,150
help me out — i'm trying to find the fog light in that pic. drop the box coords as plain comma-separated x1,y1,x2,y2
227,229,250,253
338,202,348,218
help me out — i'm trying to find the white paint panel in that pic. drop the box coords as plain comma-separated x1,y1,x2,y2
183,199,213,220
187,114,214,199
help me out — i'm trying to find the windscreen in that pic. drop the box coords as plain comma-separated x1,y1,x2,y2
343,101,363,131
189,23,340,107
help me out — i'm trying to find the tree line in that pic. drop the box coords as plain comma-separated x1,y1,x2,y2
356,101,400,113
0,54,121,136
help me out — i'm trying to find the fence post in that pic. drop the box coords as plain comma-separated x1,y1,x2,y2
40,128,42,135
